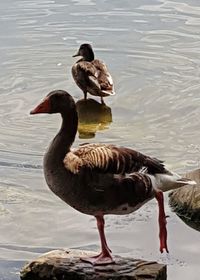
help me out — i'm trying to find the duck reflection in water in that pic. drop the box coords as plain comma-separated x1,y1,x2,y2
76,98,112,139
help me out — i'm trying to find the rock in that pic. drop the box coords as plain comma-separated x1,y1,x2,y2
20,249,167,280
169,168,200,231
76,98,112,139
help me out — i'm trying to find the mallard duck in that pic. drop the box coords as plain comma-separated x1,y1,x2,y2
30,90,195,265
72,43,115,104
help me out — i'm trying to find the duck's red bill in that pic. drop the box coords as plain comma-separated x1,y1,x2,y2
30,98,50,114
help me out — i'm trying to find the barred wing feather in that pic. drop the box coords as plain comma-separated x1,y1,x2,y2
63,143,167,175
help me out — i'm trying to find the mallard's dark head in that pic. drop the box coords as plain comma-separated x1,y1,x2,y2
73,43,94,62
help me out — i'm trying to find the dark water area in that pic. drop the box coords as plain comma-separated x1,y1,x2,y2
0,0,200,279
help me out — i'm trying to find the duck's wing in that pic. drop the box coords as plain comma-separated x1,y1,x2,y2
92,59,115,95
72,60,97,77
72,61,102,90
63,143,166,175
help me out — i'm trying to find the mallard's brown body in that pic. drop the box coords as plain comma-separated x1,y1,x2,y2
72,44,115,102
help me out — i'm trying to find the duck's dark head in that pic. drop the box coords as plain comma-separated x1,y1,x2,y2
30,90,76,115
73,43,94,61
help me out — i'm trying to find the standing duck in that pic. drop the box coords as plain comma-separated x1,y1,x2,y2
72,44,115,104
30,90,195,265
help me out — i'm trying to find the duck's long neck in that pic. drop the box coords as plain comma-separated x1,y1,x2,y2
46,109,78,164
60,110,78,148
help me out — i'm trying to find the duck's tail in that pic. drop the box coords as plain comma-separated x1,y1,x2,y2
102,90,116,96
149,171,196,192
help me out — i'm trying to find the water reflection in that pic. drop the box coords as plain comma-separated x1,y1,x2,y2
1,0,200,279
76,98,112,139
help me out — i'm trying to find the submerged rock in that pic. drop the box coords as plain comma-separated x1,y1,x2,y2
169,168,200,231
20,249,166,280
76,98,112,139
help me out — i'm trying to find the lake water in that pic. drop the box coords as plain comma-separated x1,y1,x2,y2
0,0,200,279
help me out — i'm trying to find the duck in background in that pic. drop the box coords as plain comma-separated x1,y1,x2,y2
72,43,115,104
30,90,196,266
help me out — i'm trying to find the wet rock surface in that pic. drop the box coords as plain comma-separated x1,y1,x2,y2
169,168,200,231
20,249,166,280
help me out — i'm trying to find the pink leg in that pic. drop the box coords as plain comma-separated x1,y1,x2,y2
96,216,112,254
81,215,115,265
155,191,169,253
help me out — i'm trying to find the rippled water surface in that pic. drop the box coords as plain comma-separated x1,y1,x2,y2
0,0,200,279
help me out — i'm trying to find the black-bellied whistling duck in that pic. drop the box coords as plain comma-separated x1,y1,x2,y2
30,90,196,265
72,43,115,104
